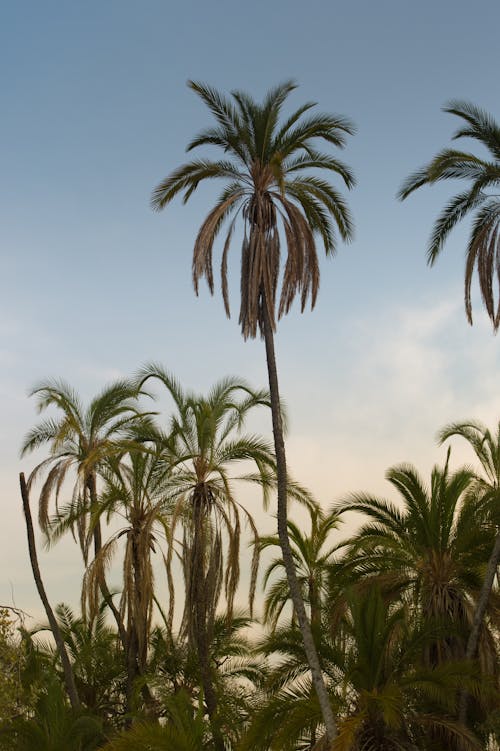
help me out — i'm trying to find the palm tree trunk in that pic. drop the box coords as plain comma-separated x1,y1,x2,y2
87,474,128,651
19,473,81,711
459,529,500,723
261,305,337,743
192,501,224,751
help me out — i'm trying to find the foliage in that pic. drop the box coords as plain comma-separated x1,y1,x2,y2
0,609,26,722
399,101,500,329
17,364,500,749
152,80,355,340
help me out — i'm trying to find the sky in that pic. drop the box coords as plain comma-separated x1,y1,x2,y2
2,0,500,621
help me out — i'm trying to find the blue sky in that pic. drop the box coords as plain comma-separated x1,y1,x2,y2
2,0,500,617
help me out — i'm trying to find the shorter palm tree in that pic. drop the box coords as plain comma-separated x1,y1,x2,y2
259,505,341,631
36,603,125,723
243,588,482,751
136,365,275,749
21,379,151,649
439,419,500,722
337,459,496,668
330,588,481,751
0,677,104,751
100,691,210,751
76,446,172,711
21,379,147,558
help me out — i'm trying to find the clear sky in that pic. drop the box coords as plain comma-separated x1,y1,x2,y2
2,0,500,619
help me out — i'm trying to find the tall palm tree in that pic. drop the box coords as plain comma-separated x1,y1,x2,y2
137,365,276,749
151,80,355,741
398,101,500,329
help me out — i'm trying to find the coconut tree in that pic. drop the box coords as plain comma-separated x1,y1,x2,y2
151,80,355,741
136,365,276,749
398,101,500,329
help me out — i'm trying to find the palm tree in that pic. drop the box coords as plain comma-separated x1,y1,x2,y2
329,588,481,751
438,420,500,721
137,365,276,749
18,473,81,711
398,101,500,329
0,673,104,751
259,505,341,631
100,691,210,751
78,445,172,712
337,459,497,670
147,612,265,746
151,80,355,741
21,379,147,560
31,602,126,725
21,379,149,645
244,587,482,751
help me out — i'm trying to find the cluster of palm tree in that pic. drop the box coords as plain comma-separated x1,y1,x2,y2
5,81,500,749
7,368,500,750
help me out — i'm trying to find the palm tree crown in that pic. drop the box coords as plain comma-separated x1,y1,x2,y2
21,379,147,559
152,80,355,339
338,460,497,669
398,101,500,329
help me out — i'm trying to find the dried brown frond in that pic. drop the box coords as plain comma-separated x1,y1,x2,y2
193,194,243,297
81,536,118,622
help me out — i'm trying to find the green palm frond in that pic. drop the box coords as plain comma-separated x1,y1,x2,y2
152,81,355,339
399,100,500,329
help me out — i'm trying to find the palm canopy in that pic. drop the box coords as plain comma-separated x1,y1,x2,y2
135,364,278,631
20,379,149,558
152,80,355,339
398,101,500,329
439,419,500,503
336,459,497,665
259,505,341,630
245,587,481,751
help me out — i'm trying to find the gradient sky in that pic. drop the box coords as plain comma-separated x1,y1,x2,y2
2,0,500,620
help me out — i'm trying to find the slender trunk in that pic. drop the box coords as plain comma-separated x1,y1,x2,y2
131,531,147,675
19,473,81,711
123,529,156,716
87,474,128,650
459,529,500,724
261,306,337,743
192,499,224,751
